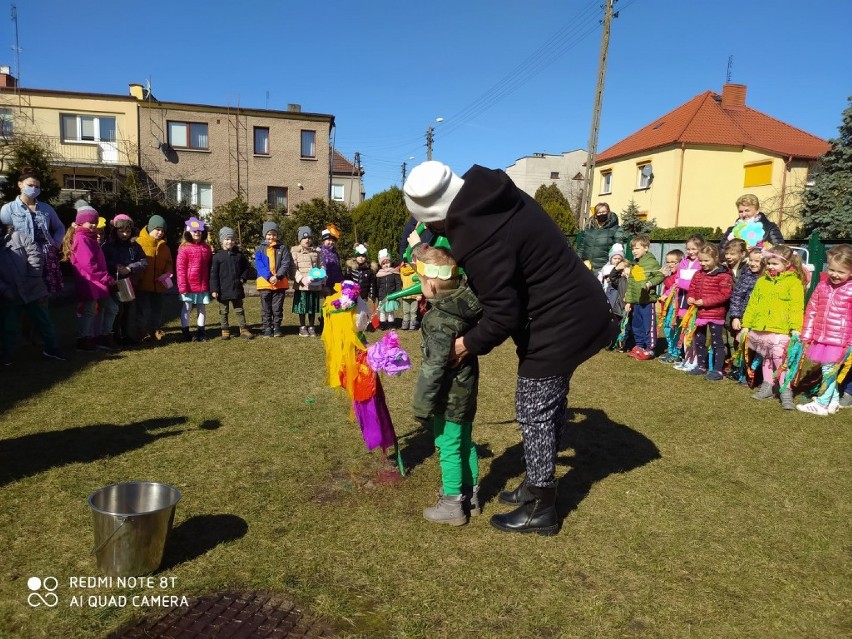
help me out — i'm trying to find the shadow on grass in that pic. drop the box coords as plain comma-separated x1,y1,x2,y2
0,417,189,486
158,514,248,572
479,407,660,521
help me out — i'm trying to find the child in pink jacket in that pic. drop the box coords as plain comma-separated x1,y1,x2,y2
176,217,213,342
61,202,117,351
797,244,852,415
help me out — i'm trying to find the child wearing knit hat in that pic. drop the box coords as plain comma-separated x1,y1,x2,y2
102,214,148,344
176,217,213,342
61,201,119,351
254,221,292,337
135,214,173,342
211,226,254,339
290,226,321,336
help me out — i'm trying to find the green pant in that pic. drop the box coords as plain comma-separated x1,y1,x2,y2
432,415,478,495
1,300,59,356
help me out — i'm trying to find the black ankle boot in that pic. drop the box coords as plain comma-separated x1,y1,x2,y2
490,485,558,536
195,327,207,342
181,327,192,343
499,478,532,505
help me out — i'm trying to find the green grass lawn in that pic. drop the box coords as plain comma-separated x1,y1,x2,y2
1,295,849,638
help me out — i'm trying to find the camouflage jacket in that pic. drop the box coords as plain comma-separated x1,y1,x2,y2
412,282,482,423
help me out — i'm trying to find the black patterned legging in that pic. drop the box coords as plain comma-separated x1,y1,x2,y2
515,374,571,489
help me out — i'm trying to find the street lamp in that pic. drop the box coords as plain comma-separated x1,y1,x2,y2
426,117,444,161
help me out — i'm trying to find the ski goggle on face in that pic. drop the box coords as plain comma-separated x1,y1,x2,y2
415,260,458,281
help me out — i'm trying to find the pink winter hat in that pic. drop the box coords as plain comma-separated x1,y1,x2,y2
111,213,133,229
74,200,99,225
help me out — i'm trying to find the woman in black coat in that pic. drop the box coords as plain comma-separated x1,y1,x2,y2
404,161,616,536
718,194,784,252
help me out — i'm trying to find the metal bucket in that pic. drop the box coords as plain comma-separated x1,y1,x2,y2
89,482,181,577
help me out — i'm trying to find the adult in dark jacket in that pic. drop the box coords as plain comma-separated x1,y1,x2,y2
404,161,616,536
576,203,628,272
718,194,783,252
211,227,252,339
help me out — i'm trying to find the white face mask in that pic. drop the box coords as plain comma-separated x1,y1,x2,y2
22,185,40,198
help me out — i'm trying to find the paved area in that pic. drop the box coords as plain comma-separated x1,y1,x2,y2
108,592,335,639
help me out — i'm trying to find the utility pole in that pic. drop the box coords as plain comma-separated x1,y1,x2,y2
426,126,435,161
402,161,408,185
580,0,617,228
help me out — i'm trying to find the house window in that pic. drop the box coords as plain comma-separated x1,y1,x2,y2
331,184,345,201
166,180,213,211
550,171,560,180
60,114,116,143
636,162,653,189
0,108,12,137
300,130,316,158
254,127,269,155
267,186,288,212
600,171,612,195
167,121,209,150
743,161,772,187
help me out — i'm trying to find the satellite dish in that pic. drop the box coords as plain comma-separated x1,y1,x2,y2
641,164,654,178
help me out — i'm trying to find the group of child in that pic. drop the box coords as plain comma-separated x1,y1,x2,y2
600,233,852,416
53,202,426,349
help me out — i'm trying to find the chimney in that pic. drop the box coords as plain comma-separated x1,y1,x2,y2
287,103,302,113
128,83,145,100
0,66,17,89
721,83,747,111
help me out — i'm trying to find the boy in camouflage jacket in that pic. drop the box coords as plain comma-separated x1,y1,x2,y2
412,244,482,526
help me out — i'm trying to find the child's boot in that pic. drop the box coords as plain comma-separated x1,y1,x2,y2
181,326,192,342
220,327,230,340
751,382,774,400
780,388,795,410
195,327,207,342
423,492,467,526
237,325,253,339
401,319,410,331
839,393,852,409
465,485,482,517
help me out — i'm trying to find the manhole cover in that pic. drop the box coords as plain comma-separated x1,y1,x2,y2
108,591,335,638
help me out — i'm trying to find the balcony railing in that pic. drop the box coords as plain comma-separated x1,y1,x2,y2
3,134,136,167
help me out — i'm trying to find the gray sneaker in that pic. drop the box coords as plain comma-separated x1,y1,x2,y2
307,326,317,337
839,394,852,409
298,326,309,337
423,492,467,526
751,382,774,400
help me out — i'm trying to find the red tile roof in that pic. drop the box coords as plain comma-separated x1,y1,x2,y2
596,85,830,163
332,150,363,175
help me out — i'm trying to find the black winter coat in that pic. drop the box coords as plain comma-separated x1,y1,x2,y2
446,165,616,378
210,247,250,301
727,267,760,321
719,212,784,252
345,259,377,301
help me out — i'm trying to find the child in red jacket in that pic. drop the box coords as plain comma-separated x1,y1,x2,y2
686,244,733,381
176,217,213,342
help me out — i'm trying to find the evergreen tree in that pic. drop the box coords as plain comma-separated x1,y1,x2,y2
0,135,61,204
350,187,409,261
621,199,656,235
799,96,852,239
208,197,279,250
534,183,577,234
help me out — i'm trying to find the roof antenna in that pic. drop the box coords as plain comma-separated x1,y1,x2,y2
726,55,733,83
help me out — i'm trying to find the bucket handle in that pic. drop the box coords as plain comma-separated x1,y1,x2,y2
90,515,128,556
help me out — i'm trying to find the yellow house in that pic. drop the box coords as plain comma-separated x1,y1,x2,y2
591,84,830,233
0,69,139,199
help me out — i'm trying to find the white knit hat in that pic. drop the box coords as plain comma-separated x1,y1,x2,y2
608,243,625,259
403,161,465,223
378,248,390,264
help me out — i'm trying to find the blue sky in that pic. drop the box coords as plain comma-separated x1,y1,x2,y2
7,0,851,197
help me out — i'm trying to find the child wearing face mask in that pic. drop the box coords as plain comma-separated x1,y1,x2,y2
740,244,807,410
685,245,733,381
